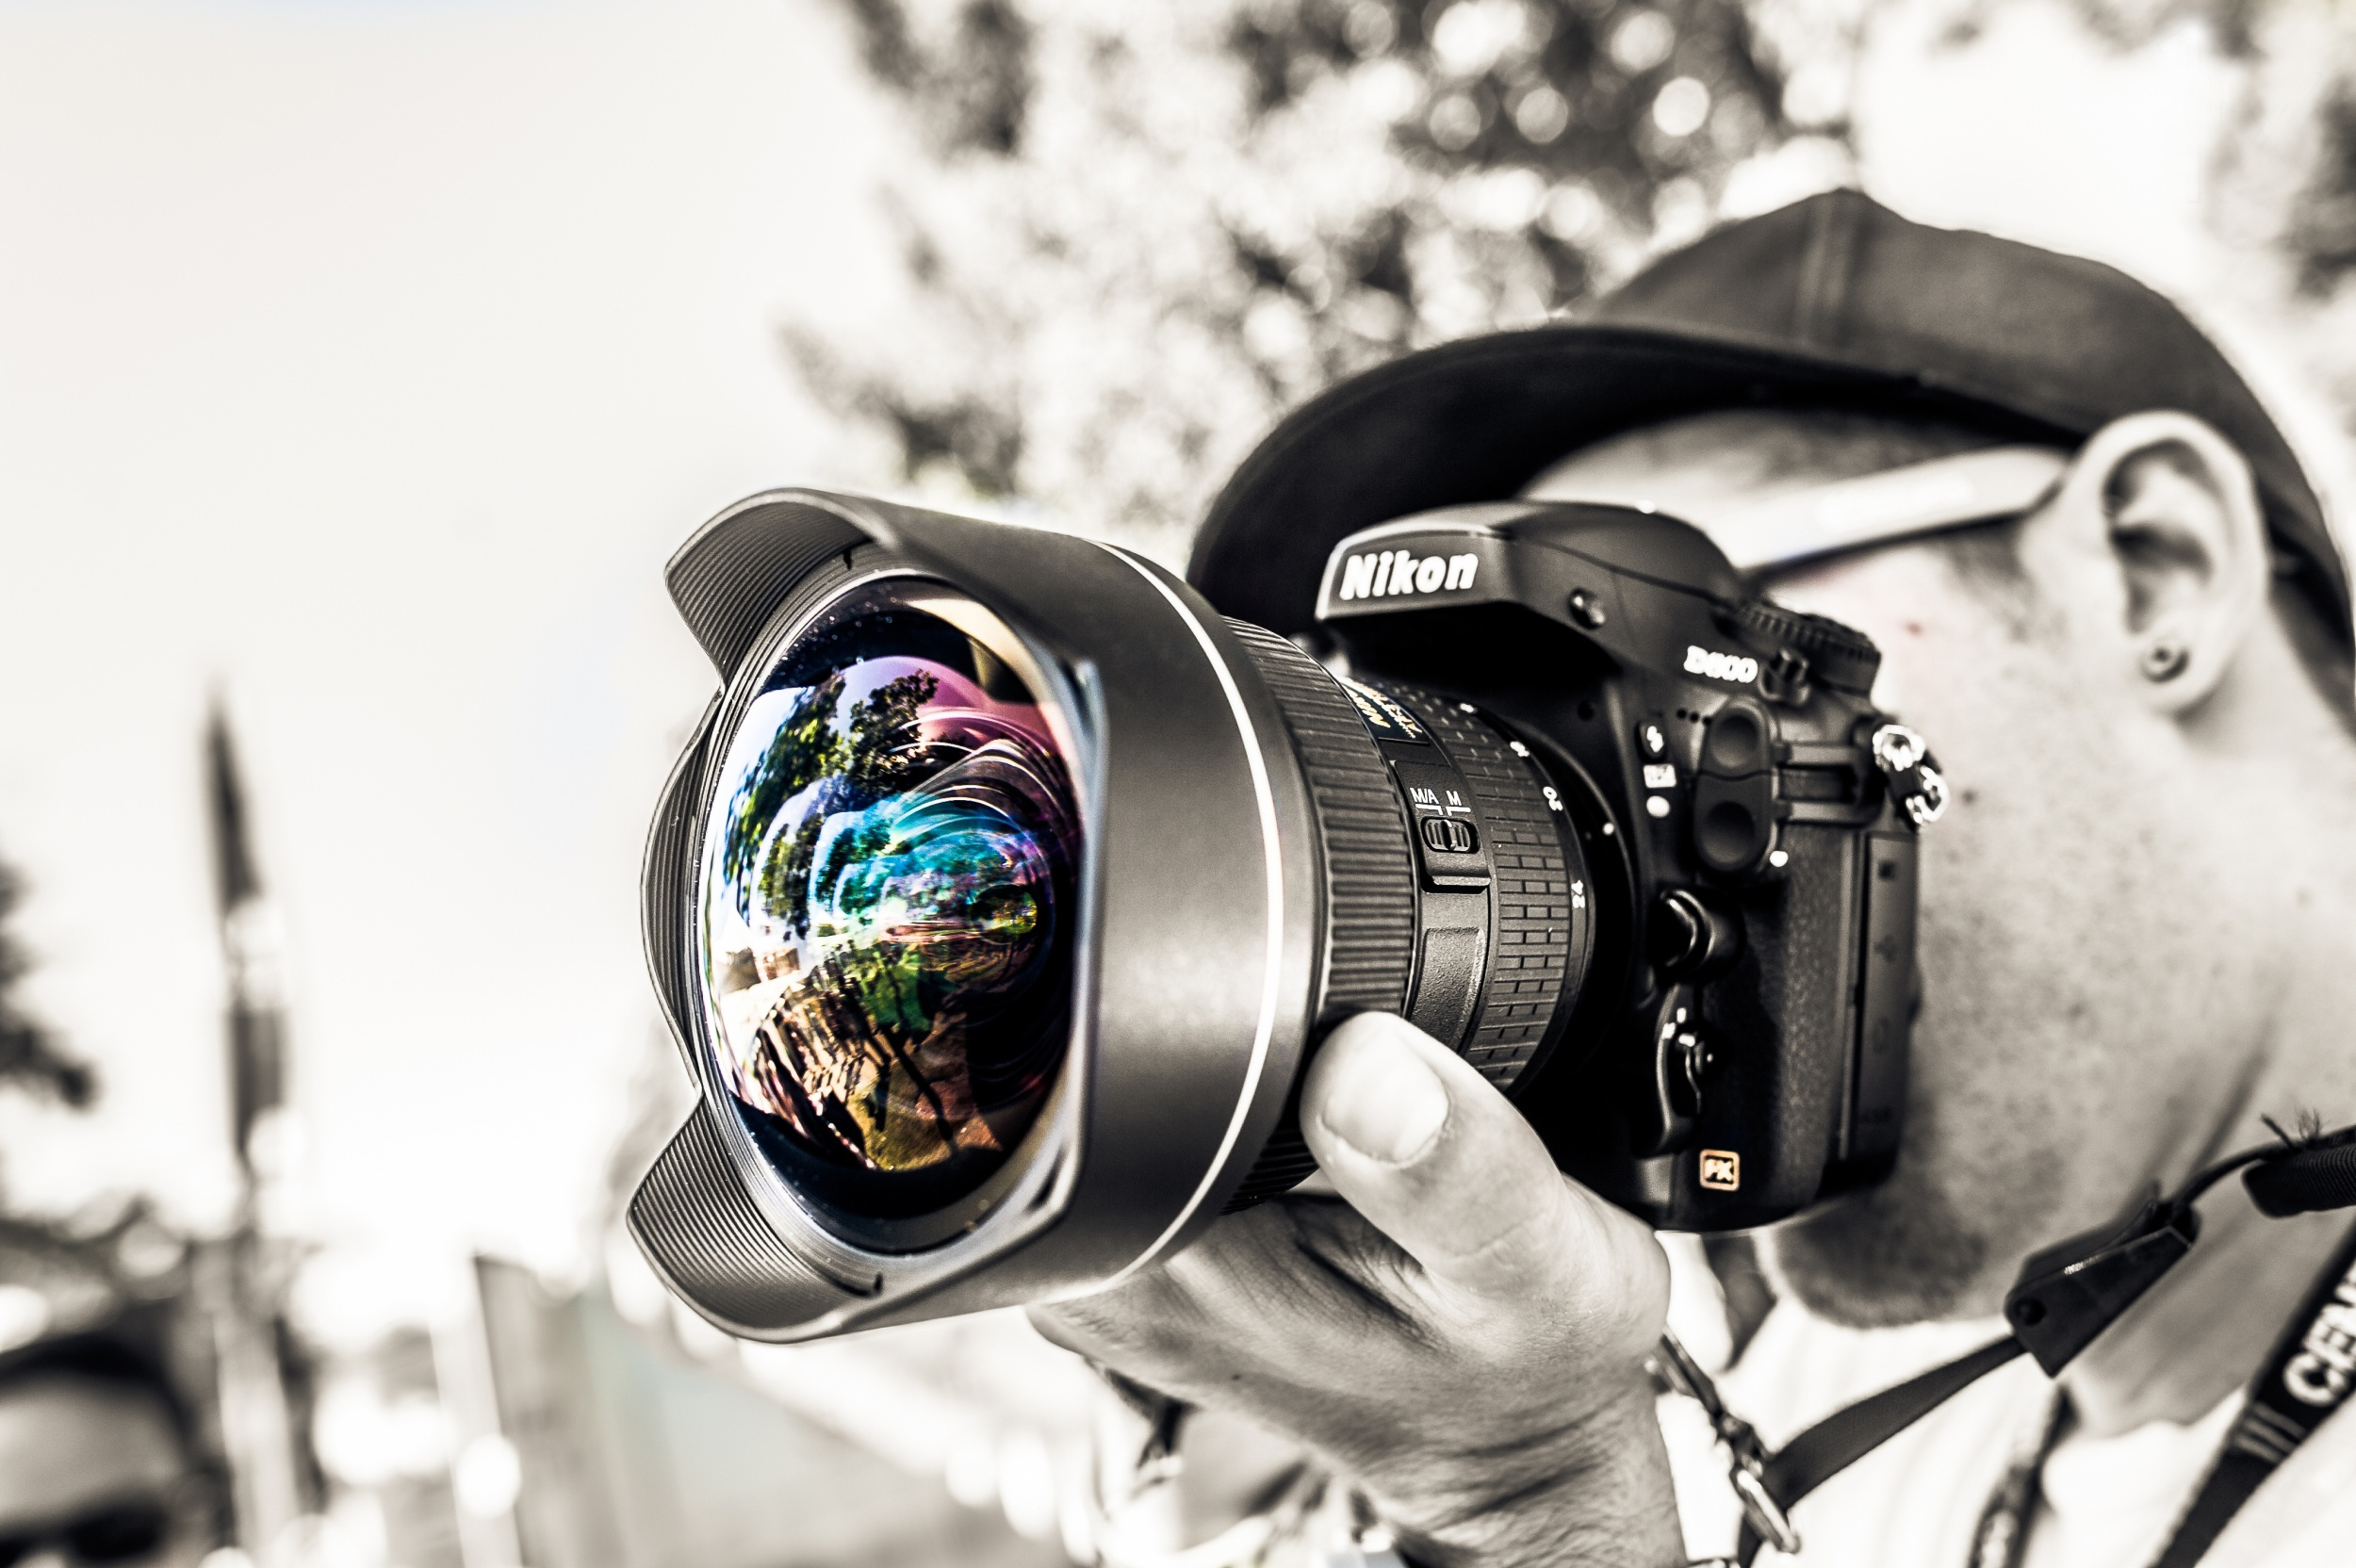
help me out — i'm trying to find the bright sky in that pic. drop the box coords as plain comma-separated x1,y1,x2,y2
0,0,908,1333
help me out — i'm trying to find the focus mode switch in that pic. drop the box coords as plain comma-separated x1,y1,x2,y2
1420,816,1478,854
1393,759,1490,890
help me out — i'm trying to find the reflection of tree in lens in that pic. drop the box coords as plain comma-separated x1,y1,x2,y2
733,672,942,934
720,672,848,901
724,662,1072,1182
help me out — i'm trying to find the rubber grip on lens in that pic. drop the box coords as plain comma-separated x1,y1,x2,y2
1221,625,1419,1209
1226,625,1420,1021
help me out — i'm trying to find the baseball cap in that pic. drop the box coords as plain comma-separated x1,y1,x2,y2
1188,189,2350,652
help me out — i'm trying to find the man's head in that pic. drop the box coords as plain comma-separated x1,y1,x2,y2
0,1336,210,1568
1195,189,2356,1330
1525,402,2356,1325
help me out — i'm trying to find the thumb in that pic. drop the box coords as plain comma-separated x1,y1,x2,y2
1301,1012,1663,1322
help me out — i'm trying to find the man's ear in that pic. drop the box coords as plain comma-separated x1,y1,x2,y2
2037,411,2270,712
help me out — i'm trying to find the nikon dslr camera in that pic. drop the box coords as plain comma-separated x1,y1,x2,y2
630,488,1942,1341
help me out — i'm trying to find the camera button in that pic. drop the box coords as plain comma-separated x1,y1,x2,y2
1702,705,1768,775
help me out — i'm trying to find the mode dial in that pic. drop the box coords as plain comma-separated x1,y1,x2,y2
1733,600,1882,695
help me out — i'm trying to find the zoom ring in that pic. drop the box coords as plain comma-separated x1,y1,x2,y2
1399,699,1580,1092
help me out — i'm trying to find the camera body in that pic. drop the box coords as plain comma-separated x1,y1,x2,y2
627,487,1942,1341
1310,500,1937,1229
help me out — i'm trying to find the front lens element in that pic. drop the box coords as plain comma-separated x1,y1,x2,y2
698,580,1080,1220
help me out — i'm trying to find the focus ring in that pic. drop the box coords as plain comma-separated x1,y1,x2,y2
1227,625,1418,1021
1223,624,1418,1209
1400,700,1584,1091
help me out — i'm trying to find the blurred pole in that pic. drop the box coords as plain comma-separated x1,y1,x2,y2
200,1238,303,1558
204,705,308,1556
472,1257,628,1568
432,1273,526,1568
208,707,285,1165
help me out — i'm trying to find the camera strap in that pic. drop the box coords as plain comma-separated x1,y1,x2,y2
1955,1217,2356,1568
1688,1123,2356,1565
2146,1216,2356,1567
1661,1327,2028,1561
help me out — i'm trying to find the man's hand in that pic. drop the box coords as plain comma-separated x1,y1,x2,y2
1030,1012,1685,1568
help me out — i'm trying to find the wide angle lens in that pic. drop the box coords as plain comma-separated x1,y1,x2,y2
633,489,1598,1340
695,578,1081,1223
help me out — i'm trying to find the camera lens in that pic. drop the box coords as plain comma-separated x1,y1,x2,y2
696,578,1079,1223
633,492,1601,1338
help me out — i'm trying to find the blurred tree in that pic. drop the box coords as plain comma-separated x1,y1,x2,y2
0,859,90,1107
791,0,1855,561
2290,89,2356,296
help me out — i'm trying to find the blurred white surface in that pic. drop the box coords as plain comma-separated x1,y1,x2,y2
0,0,898,1336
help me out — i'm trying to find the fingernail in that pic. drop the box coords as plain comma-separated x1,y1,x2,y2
1317,1031,1449,1164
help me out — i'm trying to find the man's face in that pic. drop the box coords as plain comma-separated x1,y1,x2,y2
0,1375,202,1568
1528,412,2279,1325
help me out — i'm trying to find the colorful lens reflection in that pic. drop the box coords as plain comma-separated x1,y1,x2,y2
700,581,1079,1220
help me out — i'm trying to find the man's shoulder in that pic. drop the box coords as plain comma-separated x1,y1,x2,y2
1709,1300,2356,1568
1721,1298,2023,1445
2208,1395,2356,1568
1665,1298,2045,1564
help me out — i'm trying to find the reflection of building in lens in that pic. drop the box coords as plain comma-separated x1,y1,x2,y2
715,948,760,993
747,971,1001,1174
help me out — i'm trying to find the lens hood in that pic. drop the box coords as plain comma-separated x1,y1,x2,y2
631,490,1328,1341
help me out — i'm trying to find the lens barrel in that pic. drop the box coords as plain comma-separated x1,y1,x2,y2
1219,627,1592,1208
632,490,1593,1341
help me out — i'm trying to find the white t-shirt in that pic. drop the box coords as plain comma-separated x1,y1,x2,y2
1660,1293,2356,1567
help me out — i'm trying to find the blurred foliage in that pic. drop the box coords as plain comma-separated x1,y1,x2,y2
0,859,90,1108
0,1195,191,1322
843,0,1036,154
791,0,1851,558
2292,82,2356,298
1966,0,2249,55
1226,0,1787,305
794,0,2356,557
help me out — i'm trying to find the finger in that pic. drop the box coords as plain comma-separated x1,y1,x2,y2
1027,1200,1399,1380
1300,1012,1663,1326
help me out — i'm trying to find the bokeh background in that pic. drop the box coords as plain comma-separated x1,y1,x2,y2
2,1,2352,1564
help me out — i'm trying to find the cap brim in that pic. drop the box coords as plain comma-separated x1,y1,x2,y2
1187,323,2088,634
